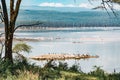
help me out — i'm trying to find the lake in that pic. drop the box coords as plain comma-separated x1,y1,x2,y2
14,27,120,73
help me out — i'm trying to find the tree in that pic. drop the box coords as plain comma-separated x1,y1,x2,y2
12,43,32,60
1,0,22,62
0,0,41,62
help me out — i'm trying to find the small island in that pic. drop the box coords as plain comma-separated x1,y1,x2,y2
30,53,99,61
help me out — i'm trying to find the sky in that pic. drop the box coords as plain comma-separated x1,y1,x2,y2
21,0,90,6
6,0,120,11
20,0,100,8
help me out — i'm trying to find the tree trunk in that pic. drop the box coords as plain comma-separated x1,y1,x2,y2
5,31,13,62
4,23,15,62
1,0,21,63
1,0,13,62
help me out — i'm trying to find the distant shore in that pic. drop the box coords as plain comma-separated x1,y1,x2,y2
1,26,120,32
1,36,120,42
0,27,120,42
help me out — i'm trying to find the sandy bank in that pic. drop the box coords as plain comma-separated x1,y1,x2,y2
30,54,99,61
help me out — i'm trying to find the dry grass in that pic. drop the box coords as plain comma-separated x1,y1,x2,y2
0,70,98,80
0,71,39,80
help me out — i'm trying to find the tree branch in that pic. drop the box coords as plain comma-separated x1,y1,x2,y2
0,33,5,58
10,0,15,21
91,0,118,17
0,14,4,23
14,0,22,22
102,0,111,16
106,1,118,17
1,0,9,39
14,22,43,32
0,6,4,23
10,0,14,11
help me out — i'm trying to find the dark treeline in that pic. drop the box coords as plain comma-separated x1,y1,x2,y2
16,21,120,27
14,10,120,28
1,10,120,28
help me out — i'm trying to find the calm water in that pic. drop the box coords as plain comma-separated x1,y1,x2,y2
15,27,120,73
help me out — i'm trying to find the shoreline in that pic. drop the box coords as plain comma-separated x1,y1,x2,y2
0,26,120,32
1,37,120,42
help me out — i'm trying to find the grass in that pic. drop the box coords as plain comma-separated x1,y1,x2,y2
0,59,120,80
0,71,38,80
59,71,98,80
0,70,98,80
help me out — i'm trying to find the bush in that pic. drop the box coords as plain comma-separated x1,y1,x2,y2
58,62,68,71
69,64,80,73
0,59,40,79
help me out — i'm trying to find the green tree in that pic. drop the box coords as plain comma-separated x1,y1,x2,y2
12,43,31,60
89,66,107,79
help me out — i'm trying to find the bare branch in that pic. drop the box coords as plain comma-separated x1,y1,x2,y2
10,0,15,21
0,33,4,37
10,0,14,11
91,0,118,17
14,0,22,22
1,0,9,39
106,1,118,17
0,16,4,23
92,6,105,10
0,6,4,23
0,33,5,58
0,42,5,58
14,22,43,32
101,0,111,16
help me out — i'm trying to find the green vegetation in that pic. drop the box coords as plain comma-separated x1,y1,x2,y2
12,43,32,60
13,43,32,54
0,58,120,80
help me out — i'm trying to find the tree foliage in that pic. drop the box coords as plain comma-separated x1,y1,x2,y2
12,43,32,60
13,43,31,54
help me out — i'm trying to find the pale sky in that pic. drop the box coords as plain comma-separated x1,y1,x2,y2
6,0,100,8
21,0,91,6
6,0,120,10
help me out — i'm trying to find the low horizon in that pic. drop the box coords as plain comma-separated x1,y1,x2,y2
19,6,96,12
